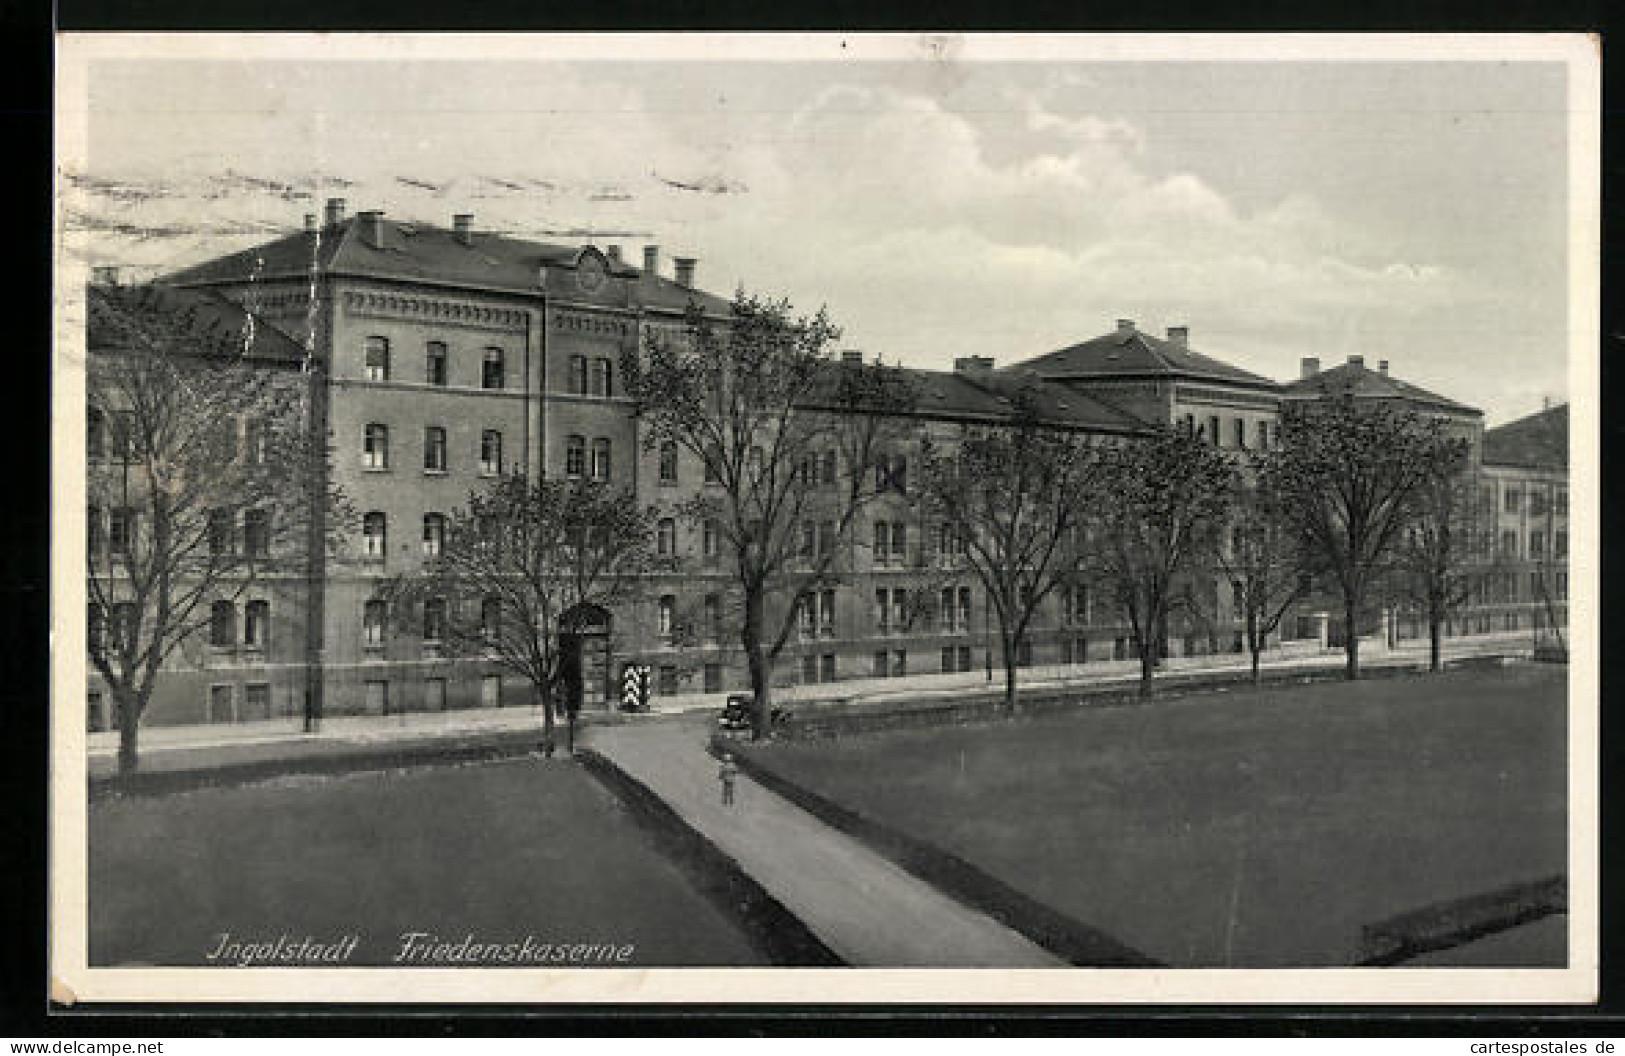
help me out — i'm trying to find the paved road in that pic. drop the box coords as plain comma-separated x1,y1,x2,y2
589,718,1066,968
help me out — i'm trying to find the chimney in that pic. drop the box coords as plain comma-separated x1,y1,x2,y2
1300,357,1320,379
954,356,995,375
1166,326,1188,348
1348,354,1365,368
304,213,317,233
642,245,659,278
606,244,622,266
674,256,696,289
1378,359,1389,377
91,265,120,287
324,197,347,228
1116,318,1136,334
453,213,474,246
357,210,385,249
841,349,863,364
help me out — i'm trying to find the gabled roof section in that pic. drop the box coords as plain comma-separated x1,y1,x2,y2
1483,403,1567,471
88,282,309,367
160,215,733,314
1282,360,1480,416
1006,325,1279,391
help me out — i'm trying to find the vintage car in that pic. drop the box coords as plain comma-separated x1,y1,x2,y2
718,694,791,732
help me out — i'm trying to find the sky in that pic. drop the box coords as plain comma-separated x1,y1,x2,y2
66,50,1576,426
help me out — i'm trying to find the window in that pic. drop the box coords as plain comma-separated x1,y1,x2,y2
1501,529,1517,558
591,438,611,482
658,441,679,484
820,653,837,683
363,423,389,469
820,450,837,486
1504,486,1521,513
958,587,972,632
1530,488,1549,516
243,417,268,465
893,650,906,677
1529,531,1545,558
425,341,447,385
425,678,448,711
108,507,132,556
109,602,136,654
704,664,723,693
565,435,585,478
1233,418,1246,449
424,426,447,472
1256,420,1270,450
243,683,271,721
422,513,445,557
1557,489,1569,516
207,508,232,556
110,410,134,462
873,522,890,564
875,588,890,632
1556,530,1568,559
87,407,104,461
1180,413,1196,437
568,354,588,395
657,518,677,557
891,523,907,563
798,594,817,639
875,453,908,494
591,358,612,397
87,505,104,557
480,597,502,642
873,650,889,678
702,520,719,559
819,589,836,637
704,594,721,640
423,597,446,643
658,595,675,637
1557,572,1568,600
363,600,387,648
244,599,269,649
88,603,105,660
482,347,505,390
88,690,104,733
1064,585,1089,625
363,512,387,560
1016,637,1034,666
657,665,678,696
941,646,957,673
210,601,236,648
818,521,835,559
366,679,391,716
940,587,957,632
481,674,502,709
243,509,269,558
1207,415,1221,444
364,336,390,381
802,654,819,684
209,684,234,723
480,430,503,475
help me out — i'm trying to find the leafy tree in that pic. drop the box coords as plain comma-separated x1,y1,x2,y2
1215,453,1309,684
1387,436,1501,670
916,399,1107,710
1090,429,1234,695
381,474,659,753
87,287,348,774
621,291,916,739
1263,396,1450,679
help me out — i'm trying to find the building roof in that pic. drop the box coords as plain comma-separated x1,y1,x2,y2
88,282,310,367
798,363,1152,435
1482,403,1568,471
160,214,732,315
1281,359,1480,416
1004,325,1280,391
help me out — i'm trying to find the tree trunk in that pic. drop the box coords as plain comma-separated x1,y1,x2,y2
1001,630,1018,712
1344,592,1361,680
1248,611,1262,685
1429,599,1443,672
742,590,772,741
116,688,142,775
537,684,556,755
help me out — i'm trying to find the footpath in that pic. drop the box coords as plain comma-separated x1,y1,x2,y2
87,632,1535,783
589,717,1065,967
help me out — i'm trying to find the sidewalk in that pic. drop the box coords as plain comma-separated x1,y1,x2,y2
87,631,1536,778
588,718,1066,967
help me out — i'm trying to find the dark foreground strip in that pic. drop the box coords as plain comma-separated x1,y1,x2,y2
89,734,547,800
575,749,845,968
718,737,1160,968
1358,875,1567,966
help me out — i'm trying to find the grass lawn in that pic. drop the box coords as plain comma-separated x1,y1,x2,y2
89,756,770,966
749,664,1568,966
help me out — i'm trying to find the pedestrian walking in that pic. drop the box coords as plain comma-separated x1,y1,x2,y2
718,752,738,807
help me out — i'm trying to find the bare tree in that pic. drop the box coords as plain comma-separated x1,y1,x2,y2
1090,429,1234,695
87,288,348,773
1215,452,1309,683
1263,395,1450,679
915,398,1107,710
382,474,659,753
621,291,916,739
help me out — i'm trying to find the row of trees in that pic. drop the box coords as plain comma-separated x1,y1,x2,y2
88,287,1518,768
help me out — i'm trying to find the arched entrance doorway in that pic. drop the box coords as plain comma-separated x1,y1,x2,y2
559,603,614,712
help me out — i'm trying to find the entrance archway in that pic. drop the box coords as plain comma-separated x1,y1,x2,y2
559,603,614,711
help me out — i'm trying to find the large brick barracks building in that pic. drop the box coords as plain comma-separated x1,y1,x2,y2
85,200,1569,729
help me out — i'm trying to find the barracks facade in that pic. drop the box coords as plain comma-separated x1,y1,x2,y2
84,201,1570,730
